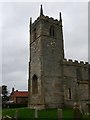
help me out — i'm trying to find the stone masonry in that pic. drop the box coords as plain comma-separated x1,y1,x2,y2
28,5,90,112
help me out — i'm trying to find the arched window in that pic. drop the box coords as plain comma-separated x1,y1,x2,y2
67,88,72,99
32,74,38,94
50,26,55,37
69,88,72,99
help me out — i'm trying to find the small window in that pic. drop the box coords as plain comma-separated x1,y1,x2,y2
32,74,38,94
69,88,72,99
67,88,72,99
34,28,36,40
50,26,55,37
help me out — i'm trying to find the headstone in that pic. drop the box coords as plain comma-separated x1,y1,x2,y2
73,103,83,120
35,108,38,118
14,110,18,120
58,108,62,120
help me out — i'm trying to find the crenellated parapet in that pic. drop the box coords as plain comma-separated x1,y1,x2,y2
62,58,90,67
31,15,61,28
30,5,62,31
41,15,60,24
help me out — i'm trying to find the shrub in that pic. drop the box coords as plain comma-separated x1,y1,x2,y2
2,103,27,109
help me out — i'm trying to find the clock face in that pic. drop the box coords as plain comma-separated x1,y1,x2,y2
47,40,56,48
47,40,56,54
50,41,56,48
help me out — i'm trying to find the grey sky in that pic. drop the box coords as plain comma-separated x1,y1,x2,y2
0,3,2,86
2,2,88,92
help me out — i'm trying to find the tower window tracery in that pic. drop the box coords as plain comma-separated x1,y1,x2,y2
50,26,55,37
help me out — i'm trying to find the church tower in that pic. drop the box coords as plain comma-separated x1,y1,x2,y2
28,5,64,109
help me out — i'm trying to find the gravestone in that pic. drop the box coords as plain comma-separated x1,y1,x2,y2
58,108,62,120
73,103,83,120
35,108,38,118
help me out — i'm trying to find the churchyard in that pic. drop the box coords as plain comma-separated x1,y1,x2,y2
2,107,90,120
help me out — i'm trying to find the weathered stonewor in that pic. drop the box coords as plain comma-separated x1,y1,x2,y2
28,5,90,113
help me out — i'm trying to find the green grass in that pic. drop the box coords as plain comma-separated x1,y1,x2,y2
2,108,19,118
2,107,90,120
0,109,2,119
62,108,74,119
2,108,34,118
38,109,57,118
83,114,90,120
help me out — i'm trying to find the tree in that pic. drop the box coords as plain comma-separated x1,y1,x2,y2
2,85,9,102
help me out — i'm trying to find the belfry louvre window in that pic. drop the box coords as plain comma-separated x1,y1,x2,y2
32,74,38,94
50,26,55,37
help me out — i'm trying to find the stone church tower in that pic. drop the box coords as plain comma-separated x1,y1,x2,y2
28,5,90,111
28,5,65,108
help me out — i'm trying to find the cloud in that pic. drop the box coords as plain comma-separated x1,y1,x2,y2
0,3,2,85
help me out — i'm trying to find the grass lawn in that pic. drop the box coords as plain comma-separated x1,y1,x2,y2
0,109,2,119
2,107,90,120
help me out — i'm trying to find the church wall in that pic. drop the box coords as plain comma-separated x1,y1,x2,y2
62,59,89,111
29,35,44,107
40,39,64,108
39,17,64,108
78,84,88,113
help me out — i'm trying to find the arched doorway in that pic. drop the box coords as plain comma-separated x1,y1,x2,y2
32,74,38,94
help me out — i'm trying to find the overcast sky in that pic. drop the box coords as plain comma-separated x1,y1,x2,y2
1,2,88,92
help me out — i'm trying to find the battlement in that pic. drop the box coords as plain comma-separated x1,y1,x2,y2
43,15,59,24
31,14,61,27
62,58,90,67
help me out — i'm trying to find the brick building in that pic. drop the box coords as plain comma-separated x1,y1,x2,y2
9,88,28,104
